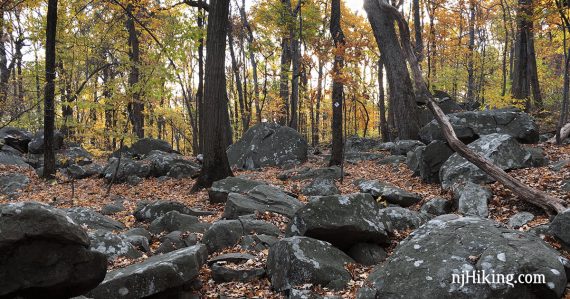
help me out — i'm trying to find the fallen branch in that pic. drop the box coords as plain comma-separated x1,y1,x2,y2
426,98,567,215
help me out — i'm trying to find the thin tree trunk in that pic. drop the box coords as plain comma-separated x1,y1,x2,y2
466,0,476,105
413,0,423,61
377,58,389,141
239,0,261,123
43,0,58,179
126,3,144,138
329,0,345,167
228,25,248,133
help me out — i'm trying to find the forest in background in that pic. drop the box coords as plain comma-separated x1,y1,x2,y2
1,0,569,156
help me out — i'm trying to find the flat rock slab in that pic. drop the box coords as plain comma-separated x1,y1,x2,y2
67,207,126,231
134,200,212,222
356,179,422,207
223,185,303,219
208,176,266,203
87,244,207,299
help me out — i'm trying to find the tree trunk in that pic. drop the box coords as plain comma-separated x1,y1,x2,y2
239,0,261,123
466,0,476,105
126,3,144,138
312,58,323,146
43,0,58,179
329,0,344,167
364,0,421,140
197,2,205,153
377,58,389,142
412,0,423,61
228,25,248,133
192,0,233,191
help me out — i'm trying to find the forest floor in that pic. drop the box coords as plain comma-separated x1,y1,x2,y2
1,142,569,298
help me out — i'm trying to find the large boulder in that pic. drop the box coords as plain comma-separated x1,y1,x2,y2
390,140,425,156
301,178,340,196
378,207,429,233
28,130,64,154
133,200,210,222
361,215,567,299
148,211,210,234
223,185,303,219
440,133,538,189
453,182,492,218
144,150,199,178
88,230,143,261
102,157,151,183
129,138,173,157
203,219,280,253
355,179,422,207
0,173,30,196
344,136,383,152
227,123,308,169
417,91,464,126
0,127,32,153
57,146,93,167
407,140,454,183
0,151,30,168
286,193,389,249
66,207,126,231
267,236,354,291
419,109,539,144
208,176,266,203
0,202,107,298
550,209,570,248
86,245,207,299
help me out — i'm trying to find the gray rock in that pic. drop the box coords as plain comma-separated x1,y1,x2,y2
345,136,383,152
88,230,143,261
440,133,536,189
364,215,567,299
378,207,429,233
0,202,106,298
301,178,339,196
347,243,387,266
0,173,29,196
239,234,279,251
202,219,280,253
453,182,492,218
286,193,389,249
267,236,354,291
376,155,406,165
390,140,425,155
58,146,93,167
562,180,570,192
211,263,265,283
148,211,209,234
124,227,152,240
550,160,569,172
134,200,211,222
67,207,126,231
125,235,150,252
129,138,174,157
343,152,386,163
102,157,151,183
409,140,454,183
420,197,452,215
550,209,570,248
87,245,207,299
156,231,198,254
227,123,308,169
0,151,30,168
208,176,266,203
66,163,103,180
100,201,126,215
223,184,303,219
508,212,534,228
0,127,32,153
208,253,257,265
419,109,539,144
28,130,64,154
144,150,199,178
356,179,422,207
287,166,343,181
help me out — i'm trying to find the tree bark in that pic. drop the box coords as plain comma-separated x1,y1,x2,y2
238,0,261,124
412,0,423,61
377,58,389,142
228,24,248,133
364,0,421,140
466,0,476,105
192,0,233,191
43,0,58,179
329,0,344,167
197,2,205,153
126,3,144,138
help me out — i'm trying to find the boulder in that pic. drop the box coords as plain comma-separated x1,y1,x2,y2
287,166,343,181
156,231,198,254
0,151,30,168
66,163,103,180
57,146,93,167
362,215,567,299
508,212,534,228
129,138,174,157
376,155,406,165
301,178,339,196
148,211,210,234
347,243,387,266
420,197,452,216
378,207,429,233
344,136,383,152
453,182,492,218
417,91,464,126
28,130,64,154
440,133,538,189
222,185,303,219
286,193,389,249
66,207,126,231
0,173,29,196
407,141,454,183
0,202,106,298
100,200,126,215
0,127,32,153
211,263,265,283
88,230,143,261
267,236,354,291
207,252,257,266
550,209,570,248
227,123,308,169
208,176,266,203
133,200,211,222
102,157,151,183
202,219,280,253
419,109,539,144
390,140,425,156
86,245,207,299
144,150,199,178
343,152,386,163
355,179,422,207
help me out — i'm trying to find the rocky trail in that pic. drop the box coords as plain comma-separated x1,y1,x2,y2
1,109,570,299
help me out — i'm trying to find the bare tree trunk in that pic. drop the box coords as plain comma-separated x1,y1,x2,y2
364,0,421,140
126,3,144,138
412,0,423,61
43,0,58,179
312,58,323,146
228,24,248,133
197,2,205,153
192,0,233,191
556,2,570,144
500,0,509,97
466,0,476,105
238,0,261,124
377,58,389,142
329,0,344,167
